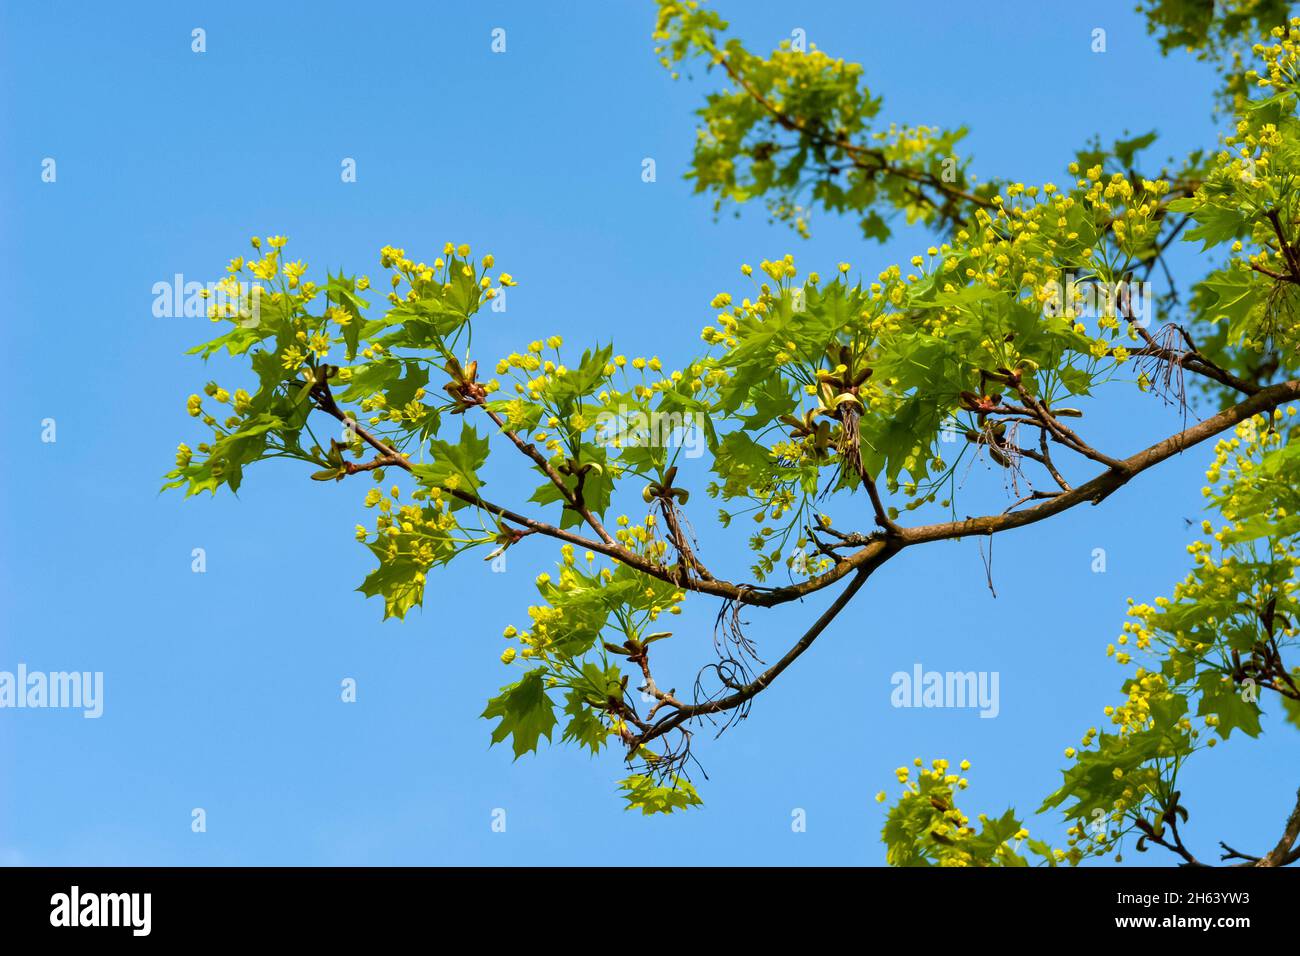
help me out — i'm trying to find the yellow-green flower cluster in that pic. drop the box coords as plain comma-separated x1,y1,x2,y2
879,758,1076,866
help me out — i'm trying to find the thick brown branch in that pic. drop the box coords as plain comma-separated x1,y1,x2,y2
900,378,1300,547
311,374,1300,622
1256,786,1300,867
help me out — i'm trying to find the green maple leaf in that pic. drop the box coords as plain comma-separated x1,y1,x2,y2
481,669,558,760
356,544,427,621
414,423,490,497
1200,268,1263,344
324,272,369,361
1173,199,1252,251
560,689,608,756
618,775,702,815
1195,671,1263,739
1283,677,1300,732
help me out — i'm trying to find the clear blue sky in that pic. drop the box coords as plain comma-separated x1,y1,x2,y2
0,0,1293,866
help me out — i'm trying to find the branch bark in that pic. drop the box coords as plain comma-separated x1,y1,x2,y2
1256,786,1300,867
313,376,1300,615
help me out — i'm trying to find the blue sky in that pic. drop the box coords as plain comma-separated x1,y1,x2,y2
0,0,1293,866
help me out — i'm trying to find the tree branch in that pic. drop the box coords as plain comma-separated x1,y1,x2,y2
1256,786,1300,867
480,407,615,546
312,371,1300,637
634,542,898,747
